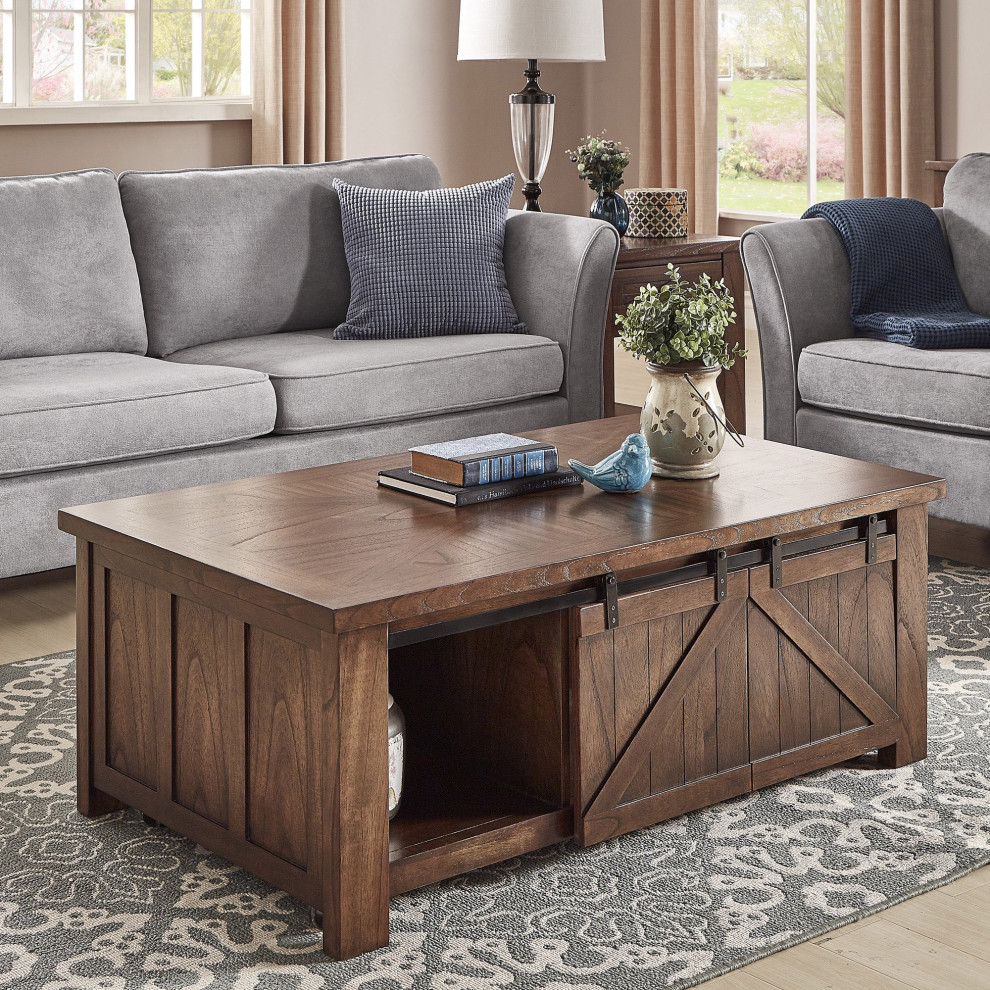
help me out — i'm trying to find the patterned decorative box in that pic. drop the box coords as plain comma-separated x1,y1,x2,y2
625,188,690,238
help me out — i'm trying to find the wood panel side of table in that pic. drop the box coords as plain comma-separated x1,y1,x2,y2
75,541,584,960
76,541,391,960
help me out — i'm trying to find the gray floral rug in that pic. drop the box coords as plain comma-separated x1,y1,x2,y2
1,559,989,989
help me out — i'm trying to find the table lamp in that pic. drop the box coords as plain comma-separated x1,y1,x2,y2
457,0,605,211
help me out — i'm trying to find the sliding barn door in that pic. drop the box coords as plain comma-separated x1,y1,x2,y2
572,535,901,846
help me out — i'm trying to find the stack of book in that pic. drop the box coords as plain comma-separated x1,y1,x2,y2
377,433,582,506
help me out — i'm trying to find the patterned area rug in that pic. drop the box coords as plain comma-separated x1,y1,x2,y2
1,559,989,990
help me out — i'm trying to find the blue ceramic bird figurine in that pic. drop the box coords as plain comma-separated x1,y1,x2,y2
568,433,652,493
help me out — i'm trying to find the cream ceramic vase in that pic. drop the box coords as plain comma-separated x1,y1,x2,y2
640,361,726,479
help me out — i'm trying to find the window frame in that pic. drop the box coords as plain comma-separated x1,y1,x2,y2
0,0,251,125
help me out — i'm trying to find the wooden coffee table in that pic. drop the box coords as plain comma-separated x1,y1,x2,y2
59,417,945,960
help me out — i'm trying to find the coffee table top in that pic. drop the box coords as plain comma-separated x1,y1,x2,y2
59,417,945,631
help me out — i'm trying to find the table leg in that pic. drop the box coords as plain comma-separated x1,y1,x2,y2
603,323,617,418
75,540,125,818
720,249,748,436
878,503,929,768
321,624,391,959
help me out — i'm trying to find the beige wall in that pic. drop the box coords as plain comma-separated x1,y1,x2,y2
0,120,250,177
937,0,990,159
582,0,642,191
342,0,603,216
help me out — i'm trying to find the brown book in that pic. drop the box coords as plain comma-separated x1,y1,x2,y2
378,467,581,505
409,434,558,487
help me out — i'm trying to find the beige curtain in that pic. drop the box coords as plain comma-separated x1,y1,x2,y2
252,0,344,165
639,0,719,234
845,0,936,201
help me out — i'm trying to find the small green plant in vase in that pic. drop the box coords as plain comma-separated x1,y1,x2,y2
566,131,632,235
617,264,746,479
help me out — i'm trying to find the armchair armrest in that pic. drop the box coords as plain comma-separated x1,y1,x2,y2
741,218,853,445
503,211,619,423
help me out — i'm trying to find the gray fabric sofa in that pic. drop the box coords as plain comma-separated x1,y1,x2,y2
741,153,990,534
0,155,619,579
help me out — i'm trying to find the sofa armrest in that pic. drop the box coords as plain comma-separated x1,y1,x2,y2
741,218,854,445
503,211,620,423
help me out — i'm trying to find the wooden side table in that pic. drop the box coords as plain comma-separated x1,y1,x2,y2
924,160,957,207
606,233,747,435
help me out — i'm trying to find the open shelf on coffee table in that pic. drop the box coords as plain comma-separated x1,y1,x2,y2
387,612,573,894
388,754,570,894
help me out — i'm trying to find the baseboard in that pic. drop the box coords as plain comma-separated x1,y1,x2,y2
929,517,990,568
0,565,75,591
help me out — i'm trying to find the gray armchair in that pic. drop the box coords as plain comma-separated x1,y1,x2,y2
741,153,990,552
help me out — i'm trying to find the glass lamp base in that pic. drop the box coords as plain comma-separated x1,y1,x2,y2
510,61,555,213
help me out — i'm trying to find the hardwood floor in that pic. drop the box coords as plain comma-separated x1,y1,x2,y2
2,316,987,982
0,567,76,664
1,562,988,985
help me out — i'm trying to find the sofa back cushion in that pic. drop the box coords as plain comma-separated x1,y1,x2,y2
0,169,148,360
118,155,443,357
943,153,990,317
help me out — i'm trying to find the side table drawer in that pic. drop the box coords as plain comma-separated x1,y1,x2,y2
571,527,902,846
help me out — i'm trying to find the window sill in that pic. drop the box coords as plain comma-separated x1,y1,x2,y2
0,101,252,126
718,209,801,223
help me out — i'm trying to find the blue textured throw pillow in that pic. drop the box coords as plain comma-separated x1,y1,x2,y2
332,174,526,340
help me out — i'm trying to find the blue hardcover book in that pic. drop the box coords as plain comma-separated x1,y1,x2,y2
409,433,559,487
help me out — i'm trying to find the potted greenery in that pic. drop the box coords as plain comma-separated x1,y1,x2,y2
617,264,746,479
566,131,632,235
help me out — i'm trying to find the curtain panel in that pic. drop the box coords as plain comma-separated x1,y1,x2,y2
845,0,937,202
252,0,345,165
639,0,719,235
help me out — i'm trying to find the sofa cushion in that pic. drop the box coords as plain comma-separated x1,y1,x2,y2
118,155,443,358
798,337,990,437
167,330,564,433
0,169,148,360
332,174,525,340
943,153,990,318
0,353,277,478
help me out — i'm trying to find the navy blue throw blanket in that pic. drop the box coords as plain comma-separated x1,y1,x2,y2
802,197,990,348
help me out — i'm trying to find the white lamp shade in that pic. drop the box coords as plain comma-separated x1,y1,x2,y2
458,0,605,62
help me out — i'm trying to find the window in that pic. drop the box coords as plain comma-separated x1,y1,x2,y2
31,0,136,103
152,1,250,99
718,0,845,217
1,0,249,119
1,1,12,104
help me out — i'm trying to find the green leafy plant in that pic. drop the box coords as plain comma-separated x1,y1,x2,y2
719,142,763,179
617,264,746,369
566,131,631,195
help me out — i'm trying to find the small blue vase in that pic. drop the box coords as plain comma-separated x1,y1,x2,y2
590,191,630,236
